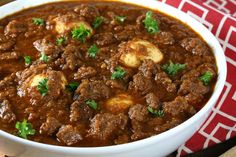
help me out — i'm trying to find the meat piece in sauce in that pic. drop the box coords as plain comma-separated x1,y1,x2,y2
70,101,94,122
4,20,27,38
180,37,210,56
40,117,61,135
0,34,15,51
56,125,83,146
74,4,100,23
87,113,128,140
0,99,16,123
74,66,97,80
163,96,196,116
76,79,111,100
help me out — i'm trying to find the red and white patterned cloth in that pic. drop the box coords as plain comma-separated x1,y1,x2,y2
156,0,236,156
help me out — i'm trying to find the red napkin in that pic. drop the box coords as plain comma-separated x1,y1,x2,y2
156,0,236,156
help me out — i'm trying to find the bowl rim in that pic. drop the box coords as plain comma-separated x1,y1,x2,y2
0,0,227,154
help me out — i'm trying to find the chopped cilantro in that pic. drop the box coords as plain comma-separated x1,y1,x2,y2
199,71,213,85
24,56,31,65
40,53,48,63
32,18,45,26
92,16,103,28
71,24,92,43
56,37,66,45
162,61,186,76
88,44,99,58
37,78,49,97
111,66,126,80
147,107,165,117
86,99,98,110
115,16,126,23
66,82,79,92
143,11,159,34
15,119,36,139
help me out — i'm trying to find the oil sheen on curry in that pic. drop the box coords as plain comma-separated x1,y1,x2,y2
0,1,217,147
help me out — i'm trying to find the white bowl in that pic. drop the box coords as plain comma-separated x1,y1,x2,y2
0,0,227,157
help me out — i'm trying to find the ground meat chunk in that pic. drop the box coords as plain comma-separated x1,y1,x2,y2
154,31,175,45
129,72,153,95
106,80,127,90
0,99,16,123
0,34,15,51
0,73,16,90
145,93,160,109
178,79,209,96
74,4,99,22
74,66,97,80
93,33,117,46
40,117,61,135
180,38,209,56
138,59,159,77
129,106,163,140
184,93,204,106
128,104,149,122
70,101,93,122
0,52,19,60
163,96,196,116
76,79,111,100
4,20,27,38
33,37,61,56
60,44,83,70
56,125,83,146
155,72,176,93
197,63,217,77
87,113,128,140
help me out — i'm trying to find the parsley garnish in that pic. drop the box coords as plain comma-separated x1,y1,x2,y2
162,61,186,76
92,16,103,28
15,119,36,139
147,107,165,117
37,78,49,97
56,37,66,45
115,16,126,23
66,82,79,92
86,99,98,110
111,66,126,80
24,56,31,65
32,18,45,26
88,44,99,58
199,71,213,85
40,53,48,63
143,11,159,34
71,24,92,43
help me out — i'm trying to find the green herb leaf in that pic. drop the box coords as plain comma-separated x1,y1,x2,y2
66,82,79,92
15,119,36,139
199,71,213,85
92,16,103,28
32,18,45,26
162,61,186,76
37,78,49,97
71,24,92,43
24,56,31,65
115,16,126,23
56,37,66,45
40,53,49,63
111,66,126,80
85,99,98,110
88,44,99,58
147,107,165,117
143,11,159,34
